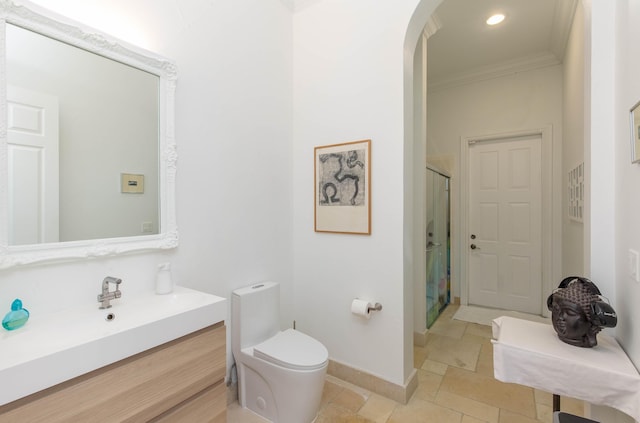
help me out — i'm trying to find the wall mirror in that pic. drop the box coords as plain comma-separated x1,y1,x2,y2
0,0,177,268
631,100,640,163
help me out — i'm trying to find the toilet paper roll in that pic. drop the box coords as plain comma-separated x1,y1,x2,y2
351,299,372,319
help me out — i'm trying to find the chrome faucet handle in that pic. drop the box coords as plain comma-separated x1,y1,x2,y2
112,278,122,298
103,276,122,286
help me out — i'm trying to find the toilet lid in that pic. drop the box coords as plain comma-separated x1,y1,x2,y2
253,329,328,371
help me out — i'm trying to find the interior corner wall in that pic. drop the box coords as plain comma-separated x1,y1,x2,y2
562,1,585,276
291,0,424,387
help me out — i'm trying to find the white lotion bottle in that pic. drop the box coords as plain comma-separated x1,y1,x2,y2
156,262,173,294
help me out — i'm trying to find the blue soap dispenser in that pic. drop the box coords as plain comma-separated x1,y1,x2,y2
2,299,30,331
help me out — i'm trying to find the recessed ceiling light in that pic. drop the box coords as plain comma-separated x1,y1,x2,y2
486,14,505,26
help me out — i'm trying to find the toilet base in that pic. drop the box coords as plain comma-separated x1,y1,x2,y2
240,364,278,422
237,355,327,423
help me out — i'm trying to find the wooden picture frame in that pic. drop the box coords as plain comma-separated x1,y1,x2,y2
314,139,371,234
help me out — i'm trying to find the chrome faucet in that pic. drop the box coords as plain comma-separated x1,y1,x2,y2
98,276,122,309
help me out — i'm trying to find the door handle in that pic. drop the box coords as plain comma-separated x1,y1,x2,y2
470,244,480,250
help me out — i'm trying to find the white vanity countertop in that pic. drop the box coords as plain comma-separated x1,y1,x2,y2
0,286,227,406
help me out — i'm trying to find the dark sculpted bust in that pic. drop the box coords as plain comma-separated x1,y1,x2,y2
547,277,617,348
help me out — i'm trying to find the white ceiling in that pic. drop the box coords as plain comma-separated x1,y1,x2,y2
282,0,578,89
427,0,578,89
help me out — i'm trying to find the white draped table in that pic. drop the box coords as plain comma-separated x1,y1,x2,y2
491,316,640,422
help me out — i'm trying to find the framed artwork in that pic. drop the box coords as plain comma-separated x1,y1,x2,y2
568,162,584,222
314,139,371,234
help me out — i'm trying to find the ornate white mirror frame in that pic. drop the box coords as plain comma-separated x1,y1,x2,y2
0,0,178,268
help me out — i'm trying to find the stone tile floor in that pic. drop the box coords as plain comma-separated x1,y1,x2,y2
227,305,585,422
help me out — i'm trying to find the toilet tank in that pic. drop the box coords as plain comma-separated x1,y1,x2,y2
232,282,280,351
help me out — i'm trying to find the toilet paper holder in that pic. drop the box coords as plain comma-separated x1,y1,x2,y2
351,299,383,318
368,302,383,312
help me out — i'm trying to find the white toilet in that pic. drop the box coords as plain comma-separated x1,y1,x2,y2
232,282,328,423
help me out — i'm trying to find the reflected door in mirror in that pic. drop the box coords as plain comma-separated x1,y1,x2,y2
8,86,59,245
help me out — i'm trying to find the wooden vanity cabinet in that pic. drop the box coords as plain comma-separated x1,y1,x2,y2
0,323,226,422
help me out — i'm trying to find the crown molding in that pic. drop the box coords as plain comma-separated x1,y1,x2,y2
423,12,442,39
427,52,561,93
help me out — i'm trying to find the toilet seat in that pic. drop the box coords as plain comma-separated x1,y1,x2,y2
252,329,328,371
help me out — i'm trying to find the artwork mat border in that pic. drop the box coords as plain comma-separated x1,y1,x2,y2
314,139,371,235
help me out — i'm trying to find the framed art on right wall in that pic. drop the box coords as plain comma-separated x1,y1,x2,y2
568,162,584,223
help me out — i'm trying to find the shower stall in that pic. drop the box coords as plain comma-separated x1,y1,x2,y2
425,166,450,328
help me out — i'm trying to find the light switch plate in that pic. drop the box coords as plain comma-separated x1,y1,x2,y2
629,249,640,282
121,173,144,194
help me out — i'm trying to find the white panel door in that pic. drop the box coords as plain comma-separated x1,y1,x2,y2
468,134,542,313
8,86,59,245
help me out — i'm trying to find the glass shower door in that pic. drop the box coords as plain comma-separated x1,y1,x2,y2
426,167,450,328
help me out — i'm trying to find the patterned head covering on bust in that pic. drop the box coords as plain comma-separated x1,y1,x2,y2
552,280,600,322
549,279,602,348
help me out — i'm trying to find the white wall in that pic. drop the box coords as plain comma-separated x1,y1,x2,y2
292,0,427,386
562,1,585,276
611,0,640,371
585,0,616,301
586,0,637,421
427,65,564,303
413,34,428,339
1,0,293,379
